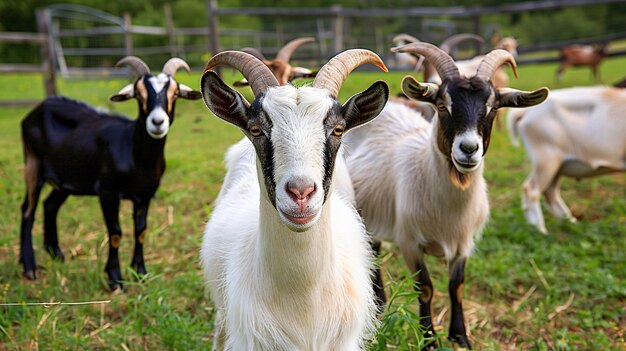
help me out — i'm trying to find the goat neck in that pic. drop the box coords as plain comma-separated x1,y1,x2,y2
258,189,335,291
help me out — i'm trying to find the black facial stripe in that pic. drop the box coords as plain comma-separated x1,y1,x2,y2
321,103,345,201
248,96,277,207
259,137,276,207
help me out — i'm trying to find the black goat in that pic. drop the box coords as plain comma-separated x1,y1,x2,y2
19,56,201,290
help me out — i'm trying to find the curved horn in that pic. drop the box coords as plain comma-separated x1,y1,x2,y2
240,47,267,61
162,57,191,76
276,37,315,62
116,56,150,76
440,33,484,54
203,51,279,96
313,49,388,97
392,42,460,81
475,49,518,82
392,34,420,44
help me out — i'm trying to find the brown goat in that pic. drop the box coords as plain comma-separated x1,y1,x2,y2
557,43,608,81
235,37,317,86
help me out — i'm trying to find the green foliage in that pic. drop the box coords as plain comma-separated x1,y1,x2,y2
512,7,607,45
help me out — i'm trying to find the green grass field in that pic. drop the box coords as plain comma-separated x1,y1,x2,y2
0,58,625,350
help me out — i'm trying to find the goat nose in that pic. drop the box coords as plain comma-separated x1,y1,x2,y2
152,118,164,126
460,141,479,155
286,179,316,203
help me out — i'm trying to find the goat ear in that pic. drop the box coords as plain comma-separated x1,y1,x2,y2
232,78,250,87
342,81,389,131
178,84,202,100
498,87,549,108
109,83,134,102
401,75,438,105
291,67,317,79
201,71,250,130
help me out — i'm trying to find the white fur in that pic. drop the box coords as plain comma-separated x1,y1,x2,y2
201,85,377,350
344,100,489,267
148,73,169,93
146,106,169,139
507,85,626,233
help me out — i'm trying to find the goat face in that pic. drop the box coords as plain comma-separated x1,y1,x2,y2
110,59,202,139
405,75,547,169
394,43,548,186
402,76,547,186
433,77,496,174
267,60,291,85
201,51,388,231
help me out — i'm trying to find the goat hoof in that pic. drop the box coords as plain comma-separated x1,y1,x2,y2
450,334,472,349
45,246,65,262
109,281,125,292
23,270,37,280
132,264,147,277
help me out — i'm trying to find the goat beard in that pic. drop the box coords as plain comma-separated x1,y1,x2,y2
449,163,473,190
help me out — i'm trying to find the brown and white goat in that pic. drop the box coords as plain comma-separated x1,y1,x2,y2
234,37,317,86
557,43,609,81
507,85,626,234
345,43,548,349
19,57,201,290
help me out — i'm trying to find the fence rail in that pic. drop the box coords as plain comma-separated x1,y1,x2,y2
0,9,56,107
2,1,626,106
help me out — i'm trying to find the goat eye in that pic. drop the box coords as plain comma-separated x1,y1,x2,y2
250,125,262,137
437,104,447,111
332,125,345,136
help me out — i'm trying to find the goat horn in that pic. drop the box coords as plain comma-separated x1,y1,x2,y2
475,49,518,81
392,34,420,44
392,42,460,81
162,58,191,76
313,49,387,97
116,56,150,76
240,47,267,61
439,33,484,54
203,51,279,96
276,37,315,62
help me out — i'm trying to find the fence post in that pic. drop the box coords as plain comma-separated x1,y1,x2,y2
36,8,57,96
123,12,133,56
164,3,179,58
331,4,343,54
206,0,221,75
472,15,482,53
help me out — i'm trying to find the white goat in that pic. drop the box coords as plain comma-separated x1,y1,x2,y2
199,49,389,350
345,43,548,349
507,85,626,234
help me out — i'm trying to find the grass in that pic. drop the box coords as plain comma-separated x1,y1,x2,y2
0,56,625,350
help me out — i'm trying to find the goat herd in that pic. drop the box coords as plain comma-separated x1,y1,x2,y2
16,34,624,350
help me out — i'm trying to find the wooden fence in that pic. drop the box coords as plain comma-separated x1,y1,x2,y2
0,9,56,107
2,0,626,106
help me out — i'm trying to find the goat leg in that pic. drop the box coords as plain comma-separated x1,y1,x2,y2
448,257,471,349
131,199,150,277
370,241,387,312
100,192,124,291
415,259,438,351
20,157,43,280
20,185,42,280
43,189,69,261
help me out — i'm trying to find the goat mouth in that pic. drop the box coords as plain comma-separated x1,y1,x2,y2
148,128,167,139
452,157,481,174
278,209,319,228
